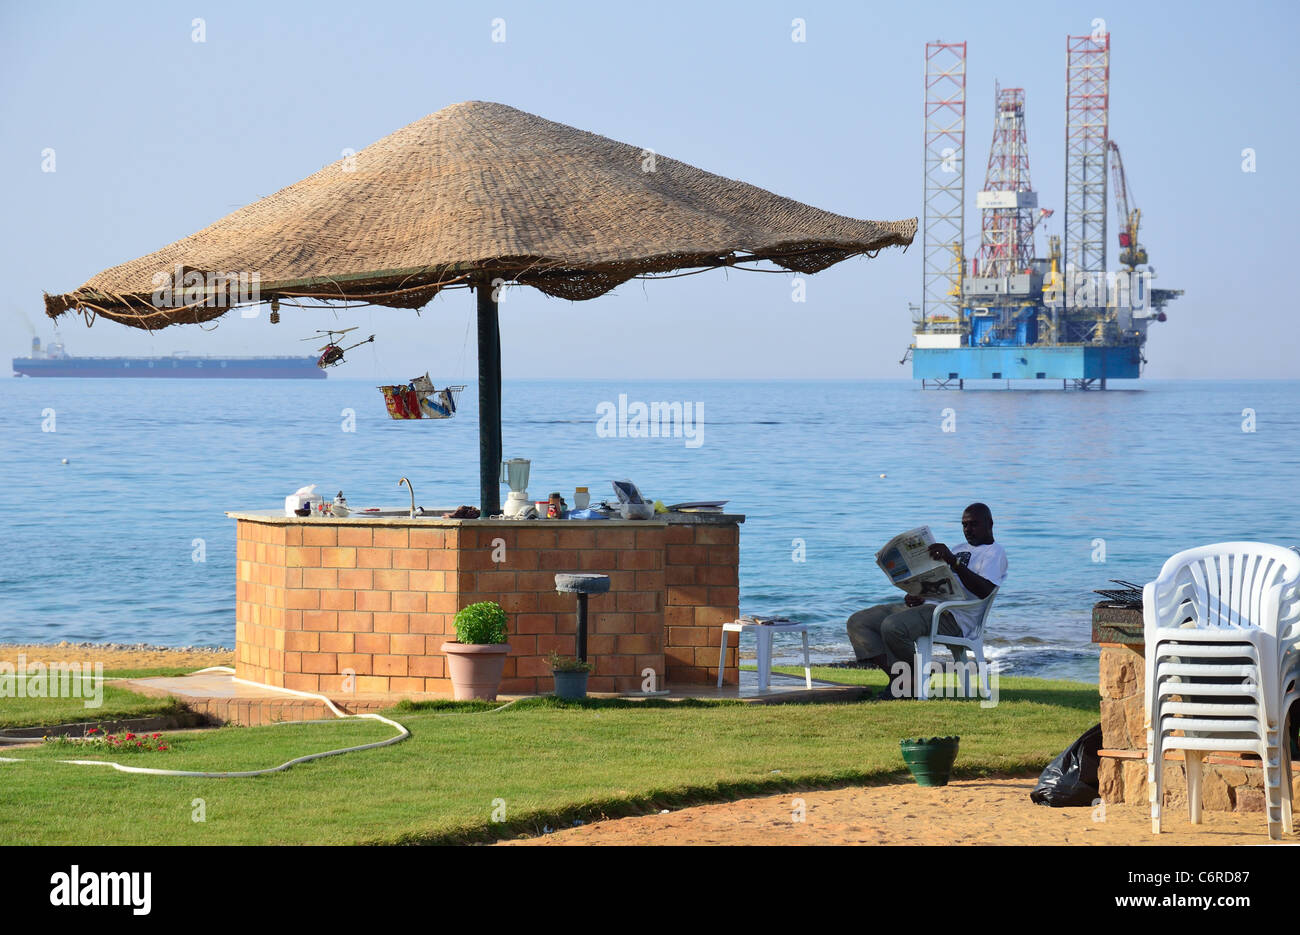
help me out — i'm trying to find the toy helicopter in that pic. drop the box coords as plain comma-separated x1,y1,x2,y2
302,327,375,369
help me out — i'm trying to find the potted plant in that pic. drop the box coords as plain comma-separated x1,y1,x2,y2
548,651,595,700
441,601,511,700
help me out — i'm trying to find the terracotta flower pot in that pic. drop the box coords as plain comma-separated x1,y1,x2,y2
441,642,511,700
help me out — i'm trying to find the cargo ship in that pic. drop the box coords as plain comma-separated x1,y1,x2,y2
12,337,326,379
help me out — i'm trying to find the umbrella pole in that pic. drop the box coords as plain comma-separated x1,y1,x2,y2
476,278,502,517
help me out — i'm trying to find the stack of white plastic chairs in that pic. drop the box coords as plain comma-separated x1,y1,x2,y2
1144,543,1300,839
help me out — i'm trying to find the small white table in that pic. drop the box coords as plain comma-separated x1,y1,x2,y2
718,620,813,692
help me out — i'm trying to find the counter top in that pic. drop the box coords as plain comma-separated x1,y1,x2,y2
226,508,745,527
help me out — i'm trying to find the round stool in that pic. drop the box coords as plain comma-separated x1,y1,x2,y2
555,573,610,662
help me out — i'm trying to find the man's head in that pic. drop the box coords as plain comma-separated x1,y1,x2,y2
961,503,994,546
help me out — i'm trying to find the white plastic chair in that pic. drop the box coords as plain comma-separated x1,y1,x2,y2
1143,542,1300,838
1148,650,1277,833
913,588,997,701
1265,597,1300,832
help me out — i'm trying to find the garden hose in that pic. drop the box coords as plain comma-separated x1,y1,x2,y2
46,666,411,778
3,663,523,777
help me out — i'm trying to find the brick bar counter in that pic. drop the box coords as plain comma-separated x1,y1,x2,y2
1093,604,1295,813
227,511,743,695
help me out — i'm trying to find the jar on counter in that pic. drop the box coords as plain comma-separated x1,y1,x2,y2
573,486,590,510
547,492,564,519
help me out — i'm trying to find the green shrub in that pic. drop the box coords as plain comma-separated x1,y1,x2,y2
453,601,508,644
547,651,594,673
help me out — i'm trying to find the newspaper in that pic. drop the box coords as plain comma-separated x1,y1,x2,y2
875,526,963,600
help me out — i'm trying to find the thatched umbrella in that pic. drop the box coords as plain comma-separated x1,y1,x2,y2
45,101,915,513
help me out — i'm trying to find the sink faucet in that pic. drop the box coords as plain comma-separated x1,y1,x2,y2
399,477,415,518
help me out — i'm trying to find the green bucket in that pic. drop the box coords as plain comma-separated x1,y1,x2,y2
899,736,960,787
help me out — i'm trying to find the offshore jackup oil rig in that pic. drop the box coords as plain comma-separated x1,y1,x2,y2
907,32,1182,389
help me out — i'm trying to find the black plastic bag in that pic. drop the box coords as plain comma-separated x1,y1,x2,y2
1030,724,1103,807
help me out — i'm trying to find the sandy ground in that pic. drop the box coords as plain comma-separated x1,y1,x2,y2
0,644,233,671
500,778,1289,846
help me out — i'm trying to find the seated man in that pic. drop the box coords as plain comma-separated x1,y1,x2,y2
846,503,1007,698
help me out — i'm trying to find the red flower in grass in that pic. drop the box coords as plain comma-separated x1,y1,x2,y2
152,733,160,739
87,728,100,734
124,733,135,740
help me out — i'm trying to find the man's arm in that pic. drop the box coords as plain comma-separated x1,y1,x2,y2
928,544,997,599
951,561,996,600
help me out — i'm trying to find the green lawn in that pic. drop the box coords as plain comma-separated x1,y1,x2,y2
0,671,187,731
0,669,1099,845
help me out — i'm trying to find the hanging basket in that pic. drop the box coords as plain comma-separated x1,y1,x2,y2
378,374,465,420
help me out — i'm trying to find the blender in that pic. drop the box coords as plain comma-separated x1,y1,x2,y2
500,458,532,517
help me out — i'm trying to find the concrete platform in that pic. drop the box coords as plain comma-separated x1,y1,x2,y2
121,669,865,726
660,670,868,704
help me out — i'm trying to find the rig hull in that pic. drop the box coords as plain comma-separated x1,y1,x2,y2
912,345,1141,382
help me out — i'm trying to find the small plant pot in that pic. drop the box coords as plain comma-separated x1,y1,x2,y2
899,735,960,787
441,642,511,701
552,670,589,700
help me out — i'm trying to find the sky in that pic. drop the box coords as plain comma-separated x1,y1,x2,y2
2,0,1297,380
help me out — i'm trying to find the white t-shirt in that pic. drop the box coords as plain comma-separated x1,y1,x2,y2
944,541,1007,637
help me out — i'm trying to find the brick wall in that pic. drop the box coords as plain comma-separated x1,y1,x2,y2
664,523,741,684
234,516,741,696
237,523,459,694
456,524,666,694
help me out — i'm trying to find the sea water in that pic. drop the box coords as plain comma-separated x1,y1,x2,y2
1,377,1296,682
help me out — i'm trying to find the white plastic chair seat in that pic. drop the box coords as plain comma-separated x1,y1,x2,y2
1156,680,1260,699
1154,644,1260,665
1156,662,1260,679
1160,700,1261,716
1154,649,1260,667
1159,737,1275,755
1159,715,1265,733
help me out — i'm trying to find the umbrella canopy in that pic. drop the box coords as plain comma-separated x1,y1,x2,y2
44,100,914,327
43,101,916,513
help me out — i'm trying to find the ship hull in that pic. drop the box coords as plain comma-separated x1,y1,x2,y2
12,357,326,379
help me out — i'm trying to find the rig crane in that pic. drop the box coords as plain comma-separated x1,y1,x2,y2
1107,140,1147,270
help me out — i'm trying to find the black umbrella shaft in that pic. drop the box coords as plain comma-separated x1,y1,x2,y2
477,280,502,517
576,593,589,662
